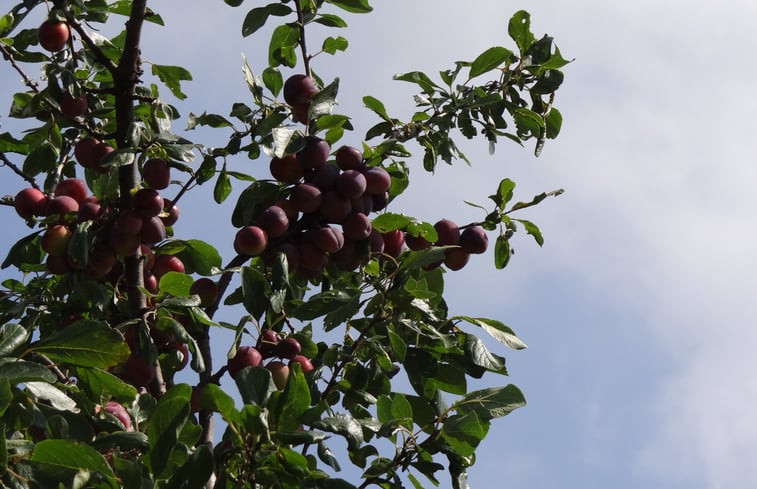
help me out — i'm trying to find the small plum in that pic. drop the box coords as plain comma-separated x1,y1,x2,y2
14,187,47,219
41,225,72,257
460,226,489,254
227,346,263,379
283,74,317,106
335,145,363,171
54,178,88,204
297,137,330,171
103,401,133,431
336,169,367,200
444,247,470,271
266,361,290,390
190,277,217,306
234,226,268,256
257,205,289,238
74,137,99,168
289,183,322,214
132,188,164,218
363,167,391,195
60,93,88,119
289,354,314,373
275,337,302,360
269,154,303,184
434,219,460,246
151,254,185,279
342,212,372,241
38,20,69,52
142,158,171,189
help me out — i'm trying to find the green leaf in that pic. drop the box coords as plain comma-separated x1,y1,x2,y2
0,359,56,384
309,77,340,120
545,107,563,139
292,290,352,322
165,444,214,489
199,383,240,424
532,69,564,94
0,323,30,357
24,382,78,412
515,218,544,246
493,234,512,269
31,320,129,369
234,366,275,407
74,367,138,403
441,411,489,457
393,71,439,94
231,180,281,227
147,384,191,477
214,169,232,204
175,240,223,276
468,46,513,79
508,10,535,54
322,36,348,54
241,266,271,321
311,413,364,450
454,316,526,350
2,232,42,270
362,95,391,121
242,4,292,37
370,212,412,232
31,439,116,482
314,13,348,28
463,334,507,374
268,23,300,68
325,0,373,13
186,112,232,130
454,385,526,420
159,271,194,297
151,64,193,100
262,67,283,96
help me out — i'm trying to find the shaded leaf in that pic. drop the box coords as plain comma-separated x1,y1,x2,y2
31,320,129,369
468,46,512,79
152,64,193,100
454,385,526,420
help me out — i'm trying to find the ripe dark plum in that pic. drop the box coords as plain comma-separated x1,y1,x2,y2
290,183,322,214
319,191,352,223
336,169,367,200
227,346,263,379
143,158,171,189
269,154,303,184
257,205,289,238
133,188,164,218
363,167,391,195
283,74,317,106
297,137,330,171
434,219,460,246
14,188,47,219
382,230,405,258
335,145,364,171
234,226,268,256
444,247,470,271
139,216,166,244
309,164,340,192
342,212,372,241
460,226,489,254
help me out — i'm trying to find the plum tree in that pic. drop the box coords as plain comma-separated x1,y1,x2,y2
0,2,568,489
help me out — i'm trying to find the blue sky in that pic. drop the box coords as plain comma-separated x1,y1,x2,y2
3,1,757,488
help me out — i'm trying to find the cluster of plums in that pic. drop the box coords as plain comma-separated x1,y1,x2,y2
227,331,313,389
231,74,490,274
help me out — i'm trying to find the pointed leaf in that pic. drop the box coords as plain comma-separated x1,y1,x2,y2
454,385,526,420
31,320,129,369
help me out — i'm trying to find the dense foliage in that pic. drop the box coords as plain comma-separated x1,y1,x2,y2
0,1,568,487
